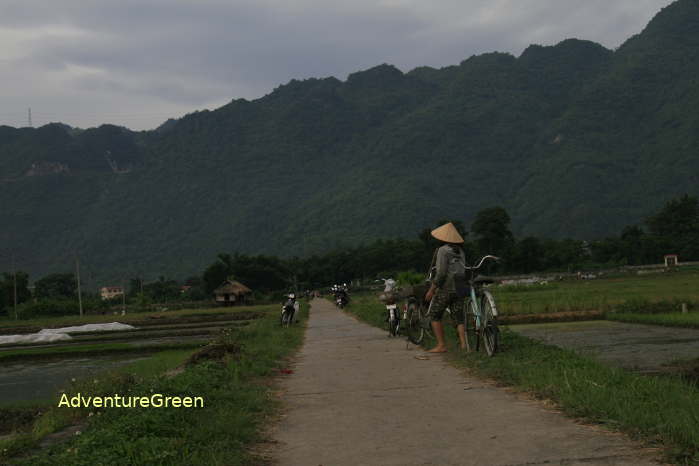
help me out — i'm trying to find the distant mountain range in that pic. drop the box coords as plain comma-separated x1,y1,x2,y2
2,0,699,286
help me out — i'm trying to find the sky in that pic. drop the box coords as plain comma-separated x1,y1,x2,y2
0,0,676,131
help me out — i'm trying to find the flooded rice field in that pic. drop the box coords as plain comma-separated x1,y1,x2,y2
510,320,699,374
0,312,259,404
0,355,149,404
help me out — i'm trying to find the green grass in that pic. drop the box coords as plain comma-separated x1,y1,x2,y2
0,342,205,363
0,305,270,331
607,312,699,329
491,269,699,316
345,296,699,464
1,303,308,465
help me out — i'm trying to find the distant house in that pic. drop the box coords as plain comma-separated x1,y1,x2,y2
213,280,253,306
100,286,124,300
664,254,679,267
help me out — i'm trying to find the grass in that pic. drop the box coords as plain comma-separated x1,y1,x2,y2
491,268,699,315
607,312,699,329
0,342,206,363
0,305,271,331
1,302,308,465
345,295,699,464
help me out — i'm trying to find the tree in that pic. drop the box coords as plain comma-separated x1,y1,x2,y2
511,237,545,273
1,271,31,317
645,195,699,260
645,194,699,238
34,273,77,299
470,207,514,258
203,254,235,294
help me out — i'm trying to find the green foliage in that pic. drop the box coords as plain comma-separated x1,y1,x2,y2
15,298,105,319
0,271,30,317
613,298,696,314
396,270,423,286
34,273,77,299
471,207,514,258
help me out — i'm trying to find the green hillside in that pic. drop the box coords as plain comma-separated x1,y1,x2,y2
2,0,698,285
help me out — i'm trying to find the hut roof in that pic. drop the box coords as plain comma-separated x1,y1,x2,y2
214,280,252,295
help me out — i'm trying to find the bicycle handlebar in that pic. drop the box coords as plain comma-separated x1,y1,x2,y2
466,255,500,270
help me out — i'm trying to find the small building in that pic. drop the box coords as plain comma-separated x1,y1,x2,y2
664,254,679,267
214,280,253,306
100,286,124,300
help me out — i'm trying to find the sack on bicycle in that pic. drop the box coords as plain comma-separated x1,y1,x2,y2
430,247,470,299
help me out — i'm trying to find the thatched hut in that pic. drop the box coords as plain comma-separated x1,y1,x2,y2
213,280,253,306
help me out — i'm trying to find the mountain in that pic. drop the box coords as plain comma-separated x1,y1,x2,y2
2,0,699,285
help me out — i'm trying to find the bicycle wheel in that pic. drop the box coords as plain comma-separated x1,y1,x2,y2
481,291,499,356
406,302,424,345
464,298,479,352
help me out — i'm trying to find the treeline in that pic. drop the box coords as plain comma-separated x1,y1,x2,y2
2,195,697,320
197,194,699,291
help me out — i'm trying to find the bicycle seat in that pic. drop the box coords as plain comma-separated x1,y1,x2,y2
473,275,495,285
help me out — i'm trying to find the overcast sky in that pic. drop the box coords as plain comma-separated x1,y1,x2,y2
0,0,675,130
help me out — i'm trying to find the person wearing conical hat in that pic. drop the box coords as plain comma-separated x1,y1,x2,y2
424,222,467,353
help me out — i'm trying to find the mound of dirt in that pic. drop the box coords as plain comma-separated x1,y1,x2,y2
184,343,242,366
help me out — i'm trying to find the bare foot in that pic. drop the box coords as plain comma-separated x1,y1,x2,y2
427,346,448,353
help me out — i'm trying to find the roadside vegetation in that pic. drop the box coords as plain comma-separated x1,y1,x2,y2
0,303,307,465
345,295,699,464
492,269,699,316
0,305,265,331
607,312,699,329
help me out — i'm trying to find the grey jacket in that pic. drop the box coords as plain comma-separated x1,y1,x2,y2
433,244,466,292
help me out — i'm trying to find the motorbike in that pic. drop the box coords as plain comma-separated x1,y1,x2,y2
280,293,299,327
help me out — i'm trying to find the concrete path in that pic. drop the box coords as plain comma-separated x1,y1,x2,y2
271,299,660,466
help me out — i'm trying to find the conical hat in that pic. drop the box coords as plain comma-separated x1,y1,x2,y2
430,222,464,244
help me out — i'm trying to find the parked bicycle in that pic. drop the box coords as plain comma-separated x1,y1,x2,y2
463,255,500,356
405,255,501,356
376,278,401,337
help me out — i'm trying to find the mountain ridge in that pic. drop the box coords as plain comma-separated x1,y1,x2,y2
2,0,698,284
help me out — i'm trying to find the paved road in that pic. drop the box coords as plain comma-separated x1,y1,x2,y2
271,299,660,466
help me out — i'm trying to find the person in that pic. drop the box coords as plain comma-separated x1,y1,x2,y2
424,222,468,353
283,293,299,323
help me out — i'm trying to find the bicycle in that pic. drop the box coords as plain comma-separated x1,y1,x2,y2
377,278,401,337
404,293,458,346
463,255,500,356
406,255,501,357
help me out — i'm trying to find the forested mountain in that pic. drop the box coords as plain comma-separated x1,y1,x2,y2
2,0,698,285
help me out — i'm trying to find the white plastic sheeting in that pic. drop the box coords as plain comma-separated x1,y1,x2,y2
0,322,136,346
0,333,73,345
38,322,136,335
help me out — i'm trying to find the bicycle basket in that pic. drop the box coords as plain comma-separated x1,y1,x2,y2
400,283,429,299
378,292,398,304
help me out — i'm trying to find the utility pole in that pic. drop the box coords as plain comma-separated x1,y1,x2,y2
12,254,18,320
28,108,32,127
75,255,83,317
122,279,126,315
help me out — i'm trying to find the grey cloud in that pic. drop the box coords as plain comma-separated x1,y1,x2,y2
0,0,675,129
